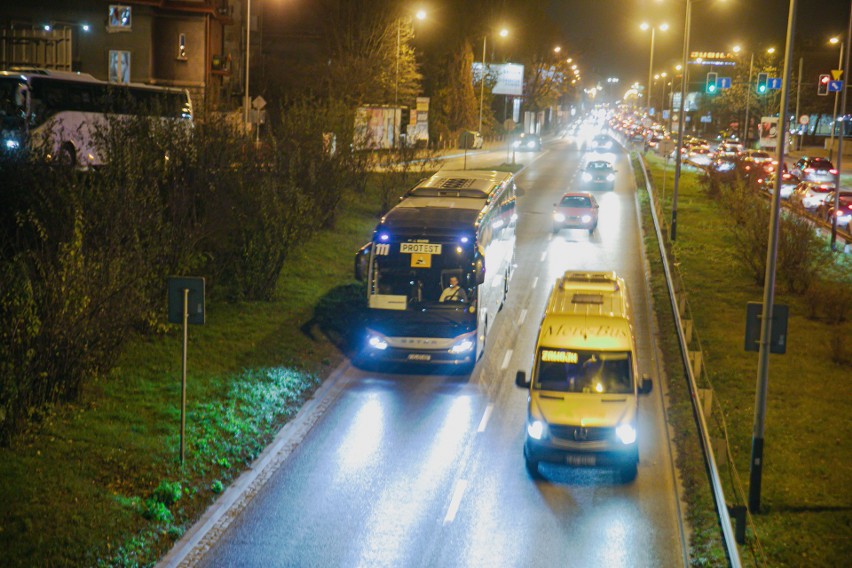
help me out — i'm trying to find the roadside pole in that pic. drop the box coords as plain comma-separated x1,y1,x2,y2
831,7,852,250
749,0,797,514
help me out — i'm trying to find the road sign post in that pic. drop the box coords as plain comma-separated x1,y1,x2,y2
167,276,206,465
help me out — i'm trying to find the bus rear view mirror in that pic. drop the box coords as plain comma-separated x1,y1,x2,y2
354,242,372,281
515,370,529,388
474,257,485,285
640,375,653,395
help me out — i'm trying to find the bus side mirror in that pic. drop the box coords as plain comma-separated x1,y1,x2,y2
475,257,485,285
515,370,529,388
639,375,652,395
354,242,371,281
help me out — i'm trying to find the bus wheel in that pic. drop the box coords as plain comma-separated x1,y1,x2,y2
57,144,77,168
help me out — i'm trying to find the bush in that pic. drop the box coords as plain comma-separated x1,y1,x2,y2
152,480,182,507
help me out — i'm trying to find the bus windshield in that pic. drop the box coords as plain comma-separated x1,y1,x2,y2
0,77,27,133
372,241,474,309
535,349,633,394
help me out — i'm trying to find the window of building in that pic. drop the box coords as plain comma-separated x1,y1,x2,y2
108,5,132,30
109,50,131,84
178,33,187,60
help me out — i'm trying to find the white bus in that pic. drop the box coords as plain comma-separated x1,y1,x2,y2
354,170,518,371
0,69,192,167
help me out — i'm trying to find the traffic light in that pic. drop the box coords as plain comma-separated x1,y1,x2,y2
706,72,718,94
756,72,768,94
818,74,831,96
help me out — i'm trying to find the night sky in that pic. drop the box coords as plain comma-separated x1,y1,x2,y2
549,0,850,92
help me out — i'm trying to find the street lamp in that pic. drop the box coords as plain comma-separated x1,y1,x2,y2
640,22,668,114
479,27,509,133
395,8,427,106
828,36,845,163
244,0,253,128
830,19,851,249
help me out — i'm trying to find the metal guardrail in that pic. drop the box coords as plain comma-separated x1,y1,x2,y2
634,153,743,567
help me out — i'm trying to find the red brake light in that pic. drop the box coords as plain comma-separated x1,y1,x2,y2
830,169,838,175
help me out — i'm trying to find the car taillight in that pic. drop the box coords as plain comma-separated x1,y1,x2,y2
830,169,838,175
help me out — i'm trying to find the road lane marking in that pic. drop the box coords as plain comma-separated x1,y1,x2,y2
501,349,513,370
518,309,527,325
477,404,494,433
540,251,547,261
443,480,468,525
532,277,539,289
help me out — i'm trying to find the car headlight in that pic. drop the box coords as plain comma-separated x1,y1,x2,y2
527,420,546,440
606,173,615,182
553,212,566,222
616,423,637,445
368,335,388,350
527,141,536,148
581,214,592,223
582,172,593,182
450,338,475,354
4,139,20,150
513,141,520,147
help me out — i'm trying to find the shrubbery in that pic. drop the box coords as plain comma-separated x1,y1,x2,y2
0,98,366,442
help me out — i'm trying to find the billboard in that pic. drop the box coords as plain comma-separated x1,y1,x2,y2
472,62,524,96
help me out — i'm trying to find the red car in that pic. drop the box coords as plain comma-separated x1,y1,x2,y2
553,192,599,235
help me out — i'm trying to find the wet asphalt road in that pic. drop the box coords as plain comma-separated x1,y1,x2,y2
194,129,688,568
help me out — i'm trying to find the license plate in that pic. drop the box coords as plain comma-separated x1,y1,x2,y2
566,455,596,467
401,243,442,255
407,353,431,362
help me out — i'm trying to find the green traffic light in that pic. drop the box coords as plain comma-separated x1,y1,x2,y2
758,86,766,93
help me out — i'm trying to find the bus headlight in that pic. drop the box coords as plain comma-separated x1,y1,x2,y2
450,338,475,354
527,420,547,440
553,212,566,222
616,423,637,445
368,335,388,350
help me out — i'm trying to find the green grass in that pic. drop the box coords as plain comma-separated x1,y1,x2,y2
638,154,852,566
0,175,411,566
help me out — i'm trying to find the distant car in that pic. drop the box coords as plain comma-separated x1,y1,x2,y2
513,132,542,151
581,160,617,189
707,157,738,183
714,142,743,159
817,190,852,228
737,150,774,181
756,171,798,199
553,191,599,235
686,147,713,168
589,134,614,151
789,181,835,211
790,156,837,184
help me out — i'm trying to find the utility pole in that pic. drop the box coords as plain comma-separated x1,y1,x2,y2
831,6,852,250
743,52,754,145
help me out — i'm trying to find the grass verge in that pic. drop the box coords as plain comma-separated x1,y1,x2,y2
636,153,852,566
0,173,421,566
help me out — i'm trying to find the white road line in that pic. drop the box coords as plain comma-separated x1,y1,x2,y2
501,349,513,370
532,277,539,289
518,309,527,325
443,480,468,525
540,251,547,261
477,404,494,433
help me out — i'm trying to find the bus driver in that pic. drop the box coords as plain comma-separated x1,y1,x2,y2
440,276,468,303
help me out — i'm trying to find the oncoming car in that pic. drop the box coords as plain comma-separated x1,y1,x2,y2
581,160,616,189
515,271,652,482
588,134,614,151
552,192,599,235
513,132,542,151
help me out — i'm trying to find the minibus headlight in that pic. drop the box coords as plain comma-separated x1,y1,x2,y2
616,423,637,445
450,339,475,354
527,420,546,440
368,335,388,350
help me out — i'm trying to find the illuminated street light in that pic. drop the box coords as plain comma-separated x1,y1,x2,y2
554,46,561,53
767,47,776,54
567,57,573,63
395,8,428,105
641,22,668,113
733,44,741,53
415,9,426,20
479,27,509,133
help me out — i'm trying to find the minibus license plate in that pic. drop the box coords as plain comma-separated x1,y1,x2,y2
408,353,431,362
401,243,442,255
566,455,596,467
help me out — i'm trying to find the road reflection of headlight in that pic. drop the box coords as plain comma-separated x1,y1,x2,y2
368,335,388,350
581,214,592,223
582,172,592,182
527,420,546,440
616,423,637,445
450,339,474,354
553,212,566,222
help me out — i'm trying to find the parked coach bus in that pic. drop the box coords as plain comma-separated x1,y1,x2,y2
355,170,518,370
0,68,192,167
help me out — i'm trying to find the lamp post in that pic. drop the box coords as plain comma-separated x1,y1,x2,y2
832,14,852,250
479,27,509,134
641,22,668,114
244,0,252,128
395,9,426,106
